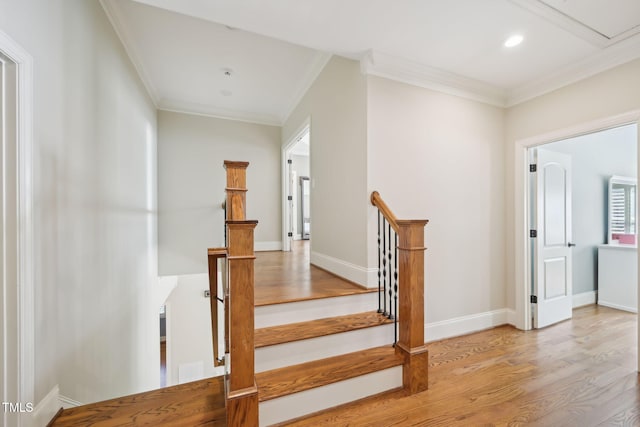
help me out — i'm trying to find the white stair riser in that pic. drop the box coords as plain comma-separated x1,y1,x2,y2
255,293,378,328
255,324,395,372
259,366,402,426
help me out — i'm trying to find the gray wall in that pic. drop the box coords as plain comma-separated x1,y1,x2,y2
158,110,282,275
544,124,637,295
1,0,163,405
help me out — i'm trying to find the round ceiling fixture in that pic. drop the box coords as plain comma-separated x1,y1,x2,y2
222,67,233,77
504,34,524,48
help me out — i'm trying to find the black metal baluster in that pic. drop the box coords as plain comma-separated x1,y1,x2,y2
394,233,398,345
382,218,388,316
377,211,382,313
387,223,393,319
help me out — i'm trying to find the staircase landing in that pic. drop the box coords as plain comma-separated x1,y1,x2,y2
255,240,373,306
50,376,225,426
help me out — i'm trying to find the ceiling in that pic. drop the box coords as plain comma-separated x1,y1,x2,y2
101,0,640,125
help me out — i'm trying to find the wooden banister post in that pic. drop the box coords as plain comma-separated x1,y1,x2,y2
395,219,429,395
224,161,249,221
226,220,258,426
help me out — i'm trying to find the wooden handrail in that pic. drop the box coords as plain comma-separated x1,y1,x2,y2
370,191,429,395
207,247,227,367
370,191,399,233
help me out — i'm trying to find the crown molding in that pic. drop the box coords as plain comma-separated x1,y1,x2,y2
281,51,332,123
509,0,640,48
507,33,640,107
100,0,160,106
360,50,507,107
158,98,282,126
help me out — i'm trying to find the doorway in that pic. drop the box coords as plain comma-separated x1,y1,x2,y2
516,113,640,333
0,31,35,426
282,120,311,252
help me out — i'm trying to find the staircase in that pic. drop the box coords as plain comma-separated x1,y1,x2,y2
255,297,401,425
216,161,429,426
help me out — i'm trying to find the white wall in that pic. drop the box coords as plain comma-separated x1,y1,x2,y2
543,124,637,295
158,110,281,276
366,76,506,323
506,58,640,312
164,274,223,387
283,57,369,283
0,0,169,407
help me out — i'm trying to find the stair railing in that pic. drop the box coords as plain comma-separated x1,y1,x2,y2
370,191,430,395
207,161,259,426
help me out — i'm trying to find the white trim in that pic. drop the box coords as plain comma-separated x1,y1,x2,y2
506,309,517,326
0,29,35,427
254,241,282,252
58,395,82,410
360,50,506,108
99,0,160,105
507,35,640,107
282,118,311,252
573,291,597,308
597,300,638,314
27,386,61,427
310,251,375,288
514,111,640,332
425,309,510,343
158,101,281,127
281,52,332,124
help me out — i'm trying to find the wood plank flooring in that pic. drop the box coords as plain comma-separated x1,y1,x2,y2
51,376,226,427
282,305,639,427
255,240,373,306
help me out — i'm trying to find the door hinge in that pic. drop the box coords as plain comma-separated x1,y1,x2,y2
287,159,292,164
287,232,293,237
530,295,538,304
529,164,537,172
287,195,293,201
530,229,537,238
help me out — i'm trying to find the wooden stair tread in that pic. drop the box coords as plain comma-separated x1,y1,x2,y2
255,311,393,348
51,376,226,427
256,345,402,402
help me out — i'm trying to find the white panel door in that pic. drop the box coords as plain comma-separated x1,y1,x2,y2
533,148,574,328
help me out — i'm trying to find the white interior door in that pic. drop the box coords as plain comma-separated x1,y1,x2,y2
533,148,574,328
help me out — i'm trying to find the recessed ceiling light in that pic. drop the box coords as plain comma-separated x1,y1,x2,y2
504,34,524,48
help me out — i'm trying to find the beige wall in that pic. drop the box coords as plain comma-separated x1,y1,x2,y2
1,0,165,406
283,56,369,278
158,110,281,275
505,58,640,312
367,76,506,322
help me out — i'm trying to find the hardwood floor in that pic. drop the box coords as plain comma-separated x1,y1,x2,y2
283,305,639,427
254,240,373,306
51,376,226,427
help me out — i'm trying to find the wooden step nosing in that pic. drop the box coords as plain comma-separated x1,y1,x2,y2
255,312,394,348
256,346,403,402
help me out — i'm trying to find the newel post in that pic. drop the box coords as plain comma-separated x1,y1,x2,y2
226,220,258,426
223,160,259,426
224,160,249,221
396,219,429,394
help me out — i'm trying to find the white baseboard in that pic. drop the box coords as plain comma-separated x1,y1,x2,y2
58,395,82,409
573,290,597,308
310,251,376,288
506,308,517,326
27,385,61,427
425,309,510,343
255,241,282,252
597,300,637,313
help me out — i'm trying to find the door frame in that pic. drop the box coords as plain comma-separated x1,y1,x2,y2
281,117,310,252
515,110,640,332
0,29,34,425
